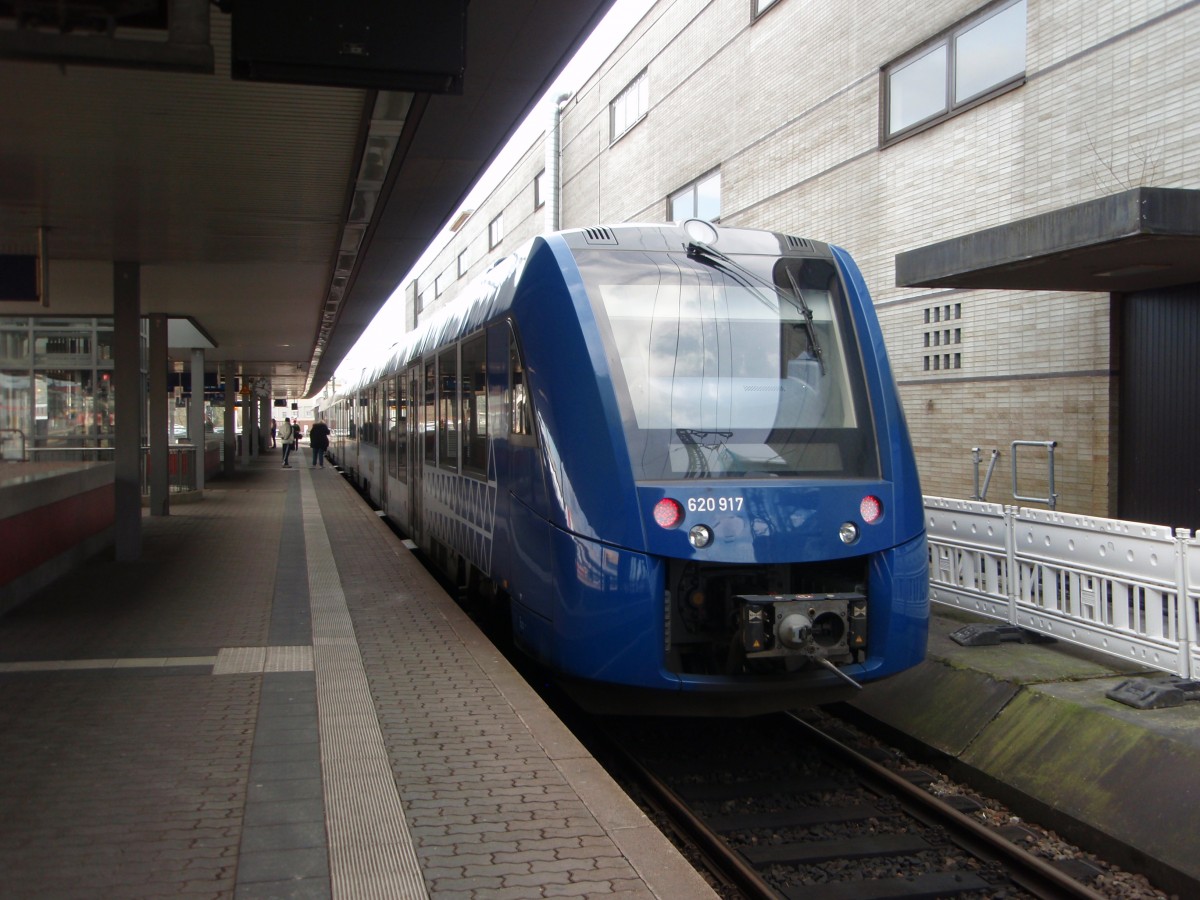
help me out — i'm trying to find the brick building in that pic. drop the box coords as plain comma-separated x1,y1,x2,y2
406,0,1200,528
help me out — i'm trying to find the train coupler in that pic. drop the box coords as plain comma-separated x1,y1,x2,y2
737,592,866,662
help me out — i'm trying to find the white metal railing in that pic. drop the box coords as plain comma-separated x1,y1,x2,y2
925,496,1199,679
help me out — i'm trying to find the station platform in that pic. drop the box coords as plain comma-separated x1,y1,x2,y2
847,607,1200,897
0,456,713,899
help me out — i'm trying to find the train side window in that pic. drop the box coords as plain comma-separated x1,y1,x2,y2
386,375,399,480
461,333,488,478
423,361,436,464
438,347,459,469
394,372,408,483
364,386,379,445
509,329,533,437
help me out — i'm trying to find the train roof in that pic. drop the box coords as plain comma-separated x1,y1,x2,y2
336,221,836,396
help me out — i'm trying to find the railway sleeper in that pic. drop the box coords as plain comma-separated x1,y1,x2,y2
741,831,933,865
777,870,993,900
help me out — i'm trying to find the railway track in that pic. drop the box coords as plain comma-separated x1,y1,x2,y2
595,711,1110,900
397,523,1165,899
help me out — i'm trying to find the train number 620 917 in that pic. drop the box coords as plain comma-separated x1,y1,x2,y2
686,496,744,513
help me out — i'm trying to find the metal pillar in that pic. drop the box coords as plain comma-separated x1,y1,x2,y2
148,313,169,516
222,364,236,475
113,262,142,561
190,348,205,491
240,376,251,462
258,395,270,454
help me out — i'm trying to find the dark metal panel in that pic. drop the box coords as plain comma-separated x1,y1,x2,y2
894,188,1200,293
1118,284,1200,530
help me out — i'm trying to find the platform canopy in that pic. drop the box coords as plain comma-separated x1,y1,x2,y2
0,0,617,398
895,187,1200,294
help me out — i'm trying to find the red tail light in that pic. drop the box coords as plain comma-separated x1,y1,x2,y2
653,498,684,529
860,495,883,524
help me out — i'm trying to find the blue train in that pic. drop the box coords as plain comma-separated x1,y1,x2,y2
326,221,928,715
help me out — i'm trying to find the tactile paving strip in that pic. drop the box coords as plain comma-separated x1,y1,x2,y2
212,645,315,675
300,470,429,899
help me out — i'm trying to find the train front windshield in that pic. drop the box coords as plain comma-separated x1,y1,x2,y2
577,248,879,480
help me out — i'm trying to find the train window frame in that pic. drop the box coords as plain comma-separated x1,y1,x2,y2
423,359,436,464
399,365,417,483
460,333,488,480
575,248,880,481
386,374,399,480
372,385,382,446
881,0,1026,145
508,323,536,444
437,346,460,471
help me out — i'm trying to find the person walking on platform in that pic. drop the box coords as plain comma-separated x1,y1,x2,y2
270,418,277,448
309,417,331,467
280,417,295,467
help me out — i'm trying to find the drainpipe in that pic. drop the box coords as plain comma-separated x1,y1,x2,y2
546,93,571,232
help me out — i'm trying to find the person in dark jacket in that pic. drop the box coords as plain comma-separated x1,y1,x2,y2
309,418,331,468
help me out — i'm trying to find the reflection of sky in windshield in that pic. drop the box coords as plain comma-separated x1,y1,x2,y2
599,279,849,432
579,250,877,480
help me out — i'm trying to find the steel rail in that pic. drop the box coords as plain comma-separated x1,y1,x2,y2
786,712,1108,900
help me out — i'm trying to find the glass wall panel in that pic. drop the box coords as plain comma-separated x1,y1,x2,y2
0,370,31,458
36,369,92,444
0,328,31,366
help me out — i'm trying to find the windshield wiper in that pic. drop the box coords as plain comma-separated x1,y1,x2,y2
783,267,825,376
686,240,824,375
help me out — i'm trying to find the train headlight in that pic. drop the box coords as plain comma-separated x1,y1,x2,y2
688,524,714,548
838,522,859,544
860,495,883,524
653,498,684,529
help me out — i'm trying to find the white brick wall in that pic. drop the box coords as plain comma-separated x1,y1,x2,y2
409,0,1198,517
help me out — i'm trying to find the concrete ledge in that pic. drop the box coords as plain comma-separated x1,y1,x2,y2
0,462,116,613
849,611,1200,896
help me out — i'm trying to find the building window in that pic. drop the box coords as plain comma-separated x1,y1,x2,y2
457,249,468,279
884,0,1026,142
435,271,447,298
669,170,721,222
488,212,504,250
610,70,649,143
753,0,780,18
534,169,546,210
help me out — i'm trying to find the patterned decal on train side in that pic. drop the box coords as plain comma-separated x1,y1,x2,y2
422,467,498,576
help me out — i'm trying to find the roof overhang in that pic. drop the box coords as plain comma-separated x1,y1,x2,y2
895,187,1200,293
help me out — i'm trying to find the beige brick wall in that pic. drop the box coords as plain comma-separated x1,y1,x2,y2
410,0,1198,518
